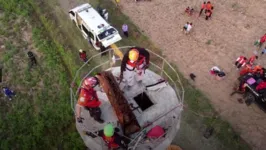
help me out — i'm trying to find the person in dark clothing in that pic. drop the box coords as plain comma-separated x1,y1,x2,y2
205,10,212,20
27,51,37,68
79,49,87,62
85,124,128,150
2,87,16,100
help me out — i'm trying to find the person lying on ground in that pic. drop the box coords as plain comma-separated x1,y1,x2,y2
210,66,226,80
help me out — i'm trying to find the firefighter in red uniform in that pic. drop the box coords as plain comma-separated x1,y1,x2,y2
85,124,128,150
235,56,247,69
120,47,150,89
76,77,104,123
247,55,258,66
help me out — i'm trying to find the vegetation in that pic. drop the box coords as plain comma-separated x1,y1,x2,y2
0,0,250,150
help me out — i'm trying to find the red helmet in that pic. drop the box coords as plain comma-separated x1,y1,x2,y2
82,77,98,89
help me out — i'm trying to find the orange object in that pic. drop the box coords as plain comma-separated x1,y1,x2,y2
103,136,119,149
206,3,212,10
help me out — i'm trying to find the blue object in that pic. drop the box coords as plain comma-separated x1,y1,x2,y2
3,87,15,99
262,48,266,54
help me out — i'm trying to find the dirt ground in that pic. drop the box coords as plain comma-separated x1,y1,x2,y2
56,0,266,149
117,0,266,149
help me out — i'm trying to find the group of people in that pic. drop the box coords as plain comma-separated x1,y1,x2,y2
199,1,214,20
183,1,213,34
183,22,193,34
76,47,150,149
232,33,266,93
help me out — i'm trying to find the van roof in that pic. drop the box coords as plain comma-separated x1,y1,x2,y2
72,3,110,35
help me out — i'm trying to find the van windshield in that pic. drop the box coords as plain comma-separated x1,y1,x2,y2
98,28,116,40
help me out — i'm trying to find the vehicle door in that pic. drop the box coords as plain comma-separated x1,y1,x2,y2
81,24,92,39
69,11,77,25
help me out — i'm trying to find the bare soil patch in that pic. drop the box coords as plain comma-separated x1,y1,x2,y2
118,0,266,149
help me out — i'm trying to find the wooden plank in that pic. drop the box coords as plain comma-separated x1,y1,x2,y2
96,72,140,135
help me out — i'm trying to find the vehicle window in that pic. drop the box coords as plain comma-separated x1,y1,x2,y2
69,11,75,16
98,28,116,40
81,25,93,38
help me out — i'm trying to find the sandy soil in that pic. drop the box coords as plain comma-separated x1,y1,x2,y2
56,0,266,149
117,0,266,149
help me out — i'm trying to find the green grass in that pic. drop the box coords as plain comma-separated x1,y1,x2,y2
0,0,251,149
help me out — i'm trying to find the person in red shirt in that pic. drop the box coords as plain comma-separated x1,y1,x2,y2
79,49,87,62
205,1,213,12
199,1,206,17
247,55,258,66
76,76,104,123
259,34,266,47
235,56,247,69
85,124,128,150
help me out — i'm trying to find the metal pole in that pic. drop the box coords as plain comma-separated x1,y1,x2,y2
160,60,165,77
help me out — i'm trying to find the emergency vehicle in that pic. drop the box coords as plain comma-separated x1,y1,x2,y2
69,3,122,50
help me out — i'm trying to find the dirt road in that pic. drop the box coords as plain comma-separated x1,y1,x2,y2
55,0,266,149
118,0,266,149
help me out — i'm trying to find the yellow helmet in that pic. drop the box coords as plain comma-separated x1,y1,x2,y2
129,49,139,61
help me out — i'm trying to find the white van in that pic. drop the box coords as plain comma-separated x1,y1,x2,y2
69,3,122,51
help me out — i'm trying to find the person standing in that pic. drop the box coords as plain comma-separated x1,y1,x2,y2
79,49,87,62
102,9,109,21
27,51,37,68
120,47,150,89
122,24,129,38
183,22,189,32
76,77,104,124
205,10,212,20
2,87,16,101
199,2,206,17
86,124,128,149
257,33,266,47
186,23,193,34
247,55,258,66
205,1,213,13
